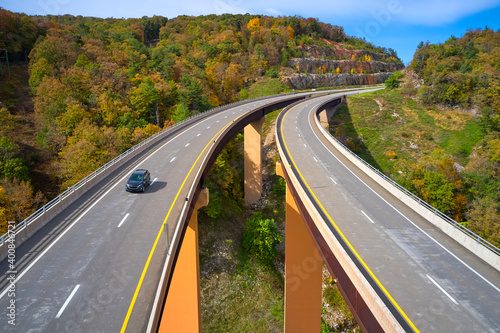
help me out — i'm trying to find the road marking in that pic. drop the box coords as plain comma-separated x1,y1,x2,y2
0,110,218,301
313,157,318,162
280,101,420,333
303,143,307,148
216,120,220,123
307,103,500,294
207,126,210,129
197,133,201,137
117,213,130,228
185,143,190,147
170,157,176,163
330,177,337,184
56,284,80,318
361,210,375,224
224,116,228,118
150,177,157,186
426,275,458,305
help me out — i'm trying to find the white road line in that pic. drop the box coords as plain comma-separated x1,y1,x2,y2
0,110,217,300
307,109,500,294
185,143,190,147
170,157,176,163
313,157,318,162
361,210,375,224
427,275,458,305
303,143,307,148
150,177,157,186
224,116,228,118
330,177,337,185
197,133,201,137
56,284,80,318
117,213,130,228
216,120,219,123
207,126,210,129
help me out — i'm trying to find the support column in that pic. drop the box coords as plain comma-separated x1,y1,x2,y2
276,161,323,333
160,187,209,333
244,117,265,204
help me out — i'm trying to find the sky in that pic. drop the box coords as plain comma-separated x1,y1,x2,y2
2,0,500,64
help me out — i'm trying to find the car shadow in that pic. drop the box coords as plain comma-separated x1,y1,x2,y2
143,181,167,193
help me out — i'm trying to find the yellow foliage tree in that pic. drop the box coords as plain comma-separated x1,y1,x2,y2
287,26,294,40
335,67,340,74
247,18,260,32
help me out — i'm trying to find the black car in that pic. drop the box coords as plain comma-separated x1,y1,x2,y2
125,169,151,192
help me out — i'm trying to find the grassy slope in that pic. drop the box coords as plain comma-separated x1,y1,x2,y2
332,89,482,178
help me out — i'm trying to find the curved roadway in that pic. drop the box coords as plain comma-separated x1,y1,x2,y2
278,93,500,332
0,92,321,332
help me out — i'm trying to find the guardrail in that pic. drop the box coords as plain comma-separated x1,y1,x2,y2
313,97,500,260
0,91,302,249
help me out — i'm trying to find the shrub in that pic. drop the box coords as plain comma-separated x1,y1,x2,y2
385,70,402,90
242,212,283,262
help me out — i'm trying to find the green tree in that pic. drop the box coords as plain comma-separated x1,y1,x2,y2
172,103,190,123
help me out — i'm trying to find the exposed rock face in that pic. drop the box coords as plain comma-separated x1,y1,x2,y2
298,44,393,62
282,72,393,89
290,58,404,74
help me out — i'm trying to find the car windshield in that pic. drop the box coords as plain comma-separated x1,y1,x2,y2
129,174,143,181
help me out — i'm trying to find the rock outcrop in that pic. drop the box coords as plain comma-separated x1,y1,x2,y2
282,72,393,90
290,58,404,74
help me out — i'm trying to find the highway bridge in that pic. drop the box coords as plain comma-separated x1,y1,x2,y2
0,88,499,332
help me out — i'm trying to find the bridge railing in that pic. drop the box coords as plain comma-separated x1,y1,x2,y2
314,99,500,258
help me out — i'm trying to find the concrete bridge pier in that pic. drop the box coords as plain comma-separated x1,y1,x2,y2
277,161,323,333
244,116,265,204
159,187,209,333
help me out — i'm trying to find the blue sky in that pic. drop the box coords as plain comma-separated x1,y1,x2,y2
2,0,500,63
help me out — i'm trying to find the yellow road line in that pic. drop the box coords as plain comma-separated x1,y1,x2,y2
280,102,420,333
120,113,243,333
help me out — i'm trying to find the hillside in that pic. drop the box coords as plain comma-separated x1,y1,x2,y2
328,28,499,247
0,9,402,230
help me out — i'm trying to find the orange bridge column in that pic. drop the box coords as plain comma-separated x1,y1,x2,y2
244,116,265,204
277,161,323,333
160,187,209,333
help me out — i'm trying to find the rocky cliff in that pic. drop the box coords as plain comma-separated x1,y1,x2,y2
290,58,404,74
282,72,393,90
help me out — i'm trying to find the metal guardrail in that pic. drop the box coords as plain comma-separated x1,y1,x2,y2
0,94,280,246
314,100,500,257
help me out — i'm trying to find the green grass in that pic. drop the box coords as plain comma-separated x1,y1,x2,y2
247,77,290,98
440,119,483,162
